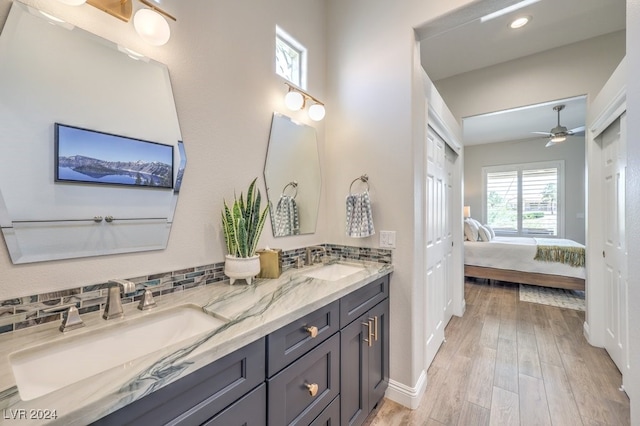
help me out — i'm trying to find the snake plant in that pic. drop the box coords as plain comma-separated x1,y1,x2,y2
222,178,269,258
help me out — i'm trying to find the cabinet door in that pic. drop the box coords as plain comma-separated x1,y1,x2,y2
368,298,389,408
340,311,369,426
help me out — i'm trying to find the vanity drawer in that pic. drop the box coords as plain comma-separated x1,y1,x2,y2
201,383,266,426
92,338,265,426
267,300,339,376
267,333,340,426
310,395,340,426
340,275,389,327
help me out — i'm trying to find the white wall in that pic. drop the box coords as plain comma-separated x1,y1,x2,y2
464,137,586,243
626,1,640,423
0,0,328,299
433,31,625,123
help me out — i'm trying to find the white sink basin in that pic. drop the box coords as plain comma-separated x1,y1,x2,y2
304,263,365,281
10,304,228,401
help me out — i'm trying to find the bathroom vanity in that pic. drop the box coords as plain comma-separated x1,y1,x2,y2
0,261,391,426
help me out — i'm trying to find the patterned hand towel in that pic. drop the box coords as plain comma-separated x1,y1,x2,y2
346,191,375,238
274,194,299,237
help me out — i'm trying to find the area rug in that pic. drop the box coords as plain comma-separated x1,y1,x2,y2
519,284,585,311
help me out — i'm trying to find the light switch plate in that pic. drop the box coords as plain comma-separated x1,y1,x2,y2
380,230,396,248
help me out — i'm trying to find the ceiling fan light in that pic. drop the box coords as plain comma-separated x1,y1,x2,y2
550,135,566,143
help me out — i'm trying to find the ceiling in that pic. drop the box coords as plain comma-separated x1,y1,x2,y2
418,0,625,146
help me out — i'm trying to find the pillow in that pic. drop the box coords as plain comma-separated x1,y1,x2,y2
484,224,496,239
478,225,492,242
464,218,480,241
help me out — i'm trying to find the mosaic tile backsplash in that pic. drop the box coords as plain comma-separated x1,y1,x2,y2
0,244,392,335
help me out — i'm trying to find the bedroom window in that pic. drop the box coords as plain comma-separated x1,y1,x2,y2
275,26,307,89
483,161,564,237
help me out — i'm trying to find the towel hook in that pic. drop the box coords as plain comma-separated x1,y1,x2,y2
349,174,369,194
282,181,298,199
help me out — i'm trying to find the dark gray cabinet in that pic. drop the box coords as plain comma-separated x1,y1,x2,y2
340,297,389,426
92,273,390,426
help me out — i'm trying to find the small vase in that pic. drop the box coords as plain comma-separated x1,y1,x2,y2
224,254,261,285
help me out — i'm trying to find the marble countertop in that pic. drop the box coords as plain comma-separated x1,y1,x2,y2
0,260,392,425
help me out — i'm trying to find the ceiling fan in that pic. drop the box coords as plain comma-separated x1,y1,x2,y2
533,104,586,147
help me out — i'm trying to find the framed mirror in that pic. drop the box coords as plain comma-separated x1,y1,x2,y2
264,113,321,237
0,3,185,264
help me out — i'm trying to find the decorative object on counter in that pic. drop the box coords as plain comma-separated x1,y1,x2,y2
273,181,300,237
222,178,270,285
346,174,375,238
257,247,283,278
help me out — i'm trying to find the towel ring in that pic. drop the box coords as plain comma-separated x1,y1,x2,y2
282,181,298,199
349,174,369,194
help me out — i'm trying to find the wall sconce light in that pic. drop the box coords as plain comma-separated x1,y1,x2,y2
463,206,471,218
284,82,326,121
56,0,176,46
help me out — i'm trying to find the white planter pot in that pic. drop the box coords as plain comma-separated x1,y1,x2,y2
224,254,261,285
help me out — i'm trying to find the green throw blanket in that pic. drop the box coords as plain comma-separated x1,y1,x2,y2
534,238,585,268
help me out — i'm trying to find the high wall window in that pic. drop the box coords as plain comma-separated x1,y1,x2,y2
275,26,307,88
483,161,564,237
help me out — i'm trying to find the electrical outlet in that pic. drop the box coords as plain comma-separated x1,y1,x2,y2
380,230,396,248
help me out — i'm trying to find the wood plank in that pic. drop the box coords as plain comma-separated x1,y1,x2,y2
457,401,490,426
428,354,473,425
466,347,497,409
494,337,519,393
479,315,500,349
517,331,542,378
518,374,551,426
540,361,584,425
489,386,519,426
464,265,585,290
534,324,563,367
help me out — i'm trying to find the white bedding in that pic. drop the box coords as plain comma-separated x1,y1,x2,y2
464,236,585,280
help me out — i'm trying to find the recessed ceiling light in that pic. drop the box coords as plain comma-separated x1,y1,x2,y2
510,16,531,29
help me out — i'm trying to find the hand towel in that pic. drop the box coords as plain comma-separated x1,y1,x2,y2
346,191,375,238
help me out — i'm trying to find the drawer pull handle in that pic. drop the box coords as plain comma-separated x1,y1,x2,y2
362,321,373,347
372,316,378,341
305,383,319,397
304,325,318,338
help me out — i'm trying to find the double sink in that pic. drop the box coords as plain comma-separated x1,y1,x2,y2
9,262,364,402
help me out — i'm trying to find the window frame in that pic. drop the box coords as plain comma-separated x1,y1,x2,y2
275,26,307,89
481,160,565,238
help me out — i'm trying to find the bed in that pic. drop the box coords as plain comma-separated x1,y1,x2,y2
464,236,586,291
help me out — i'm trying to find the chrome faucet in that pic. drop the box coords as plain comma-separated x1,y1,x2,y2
103,279,136,320
305,245,326,266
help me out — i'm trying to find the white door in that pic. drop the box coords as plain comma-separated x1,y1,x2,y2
425,127,454,367
599,113,628,374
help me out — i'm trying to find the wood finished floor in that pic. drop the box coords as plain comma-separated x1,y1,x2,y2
366,280,630,426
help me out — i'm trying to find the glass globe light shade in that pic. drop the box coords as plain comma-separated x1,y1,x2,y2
57,0,87,5
134,9,171,46
308,104,326,121
284,91,305,111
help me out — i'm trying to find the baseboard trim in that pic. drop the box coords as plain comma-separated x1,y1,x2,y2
385,370,427,409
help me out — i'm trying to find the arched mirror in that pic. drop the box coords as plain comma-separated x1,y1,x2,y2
0,3,186,263
264,113,321,237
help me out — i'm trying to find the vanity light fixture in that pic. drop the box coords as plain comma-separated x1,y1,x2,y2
56,0,176,46
509,16,531,29
284,82,326,121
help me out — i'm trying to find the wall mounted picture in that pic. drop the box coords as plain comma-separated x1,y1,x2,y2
55,123,174,189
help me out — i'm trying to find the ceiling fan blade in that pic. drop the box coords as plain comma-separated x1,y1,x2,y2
567,125,585,135
531,131,551,135
545,139,561,148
